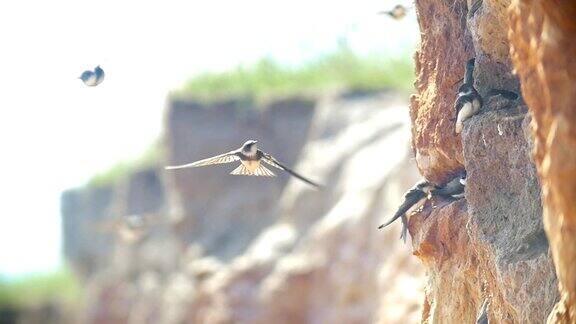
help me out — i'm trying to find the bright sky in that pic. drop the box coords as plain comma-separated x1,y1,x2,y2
0,0,418,277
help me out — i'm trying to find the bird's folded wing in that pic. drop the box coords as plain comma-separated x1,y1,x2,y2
378,189,426,229
454,94,470,112
261,153,322,188
165,151,239,169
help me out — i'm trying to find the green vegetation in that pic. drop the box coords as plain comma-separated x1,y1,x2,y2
87,141,161,187
174,47,414,103
0,268,81,308
87,49,414,187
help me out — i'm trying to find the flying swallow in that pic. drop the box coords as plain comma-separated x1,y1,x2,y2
91,214,151,244
165,140,322,189
455,59,482,133
379,171,467,242
379,4,411,20
79,65,105,86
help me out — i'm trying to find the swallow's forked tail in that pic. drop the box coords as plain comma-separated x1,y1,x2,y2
230,164,276,177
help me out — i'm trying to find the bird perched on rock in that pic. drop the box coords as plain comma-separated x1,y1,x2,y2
379,4,411,20
79,65,105,86
431,170,466,199
165,140,322,189
455,58,482,133
378,171,466,242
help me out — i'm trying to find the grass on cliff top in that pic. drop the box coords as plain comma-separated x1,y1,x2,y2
0,268,81,308
174,47,414,103
87,49,414,187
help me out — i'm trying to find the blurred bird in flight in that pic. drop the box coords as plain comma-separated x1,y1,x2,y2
379,4,411,20
79,65,105,86
91,214,151,244
166,140,322,189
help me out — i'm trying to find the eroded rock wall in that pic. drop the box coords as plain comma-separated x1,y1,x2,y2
410,0,559,322
508,1,576,322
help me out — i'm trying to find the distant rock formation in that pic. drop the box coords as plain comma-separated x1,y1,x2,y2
63,92,426,323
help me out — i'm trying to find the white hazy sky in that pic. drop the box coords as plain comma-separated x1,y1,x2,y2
0,0,418,277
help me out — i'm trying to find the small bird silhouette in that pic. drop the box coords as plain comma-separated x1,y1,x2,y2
455,59,482,133
79,65,105,86
379,4,411,20
379,171,466,242
166,140,322,189
91,214,150,244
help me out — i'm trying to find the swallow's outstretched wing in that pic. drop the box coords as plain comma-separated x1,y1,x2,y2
261,152,322,189
378,188,427,229
165,150,240,170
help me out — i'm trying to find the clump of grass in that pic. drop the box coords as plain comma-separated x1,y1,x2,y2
87,49,414,187
174,46,414,103
87,141,162,187
0,268,81,309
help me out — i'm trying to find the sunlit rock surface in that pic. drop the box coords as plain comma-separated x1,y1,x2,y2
508,1,576,322
409,0,560,322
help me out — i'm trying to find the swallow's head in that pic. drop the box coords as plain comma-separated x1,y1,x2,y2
458,83,475,95
241,140,258,155
416,181,436,194
466,58,475,70
459,170,467,186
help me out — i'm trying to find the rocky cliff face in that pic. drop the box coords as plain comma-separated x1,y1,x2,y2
409,0,561,322
62,1,575,321
508,1,576,322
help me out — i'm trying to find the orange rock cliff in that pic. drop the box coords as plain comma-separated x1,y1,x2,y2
410,0,575,322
